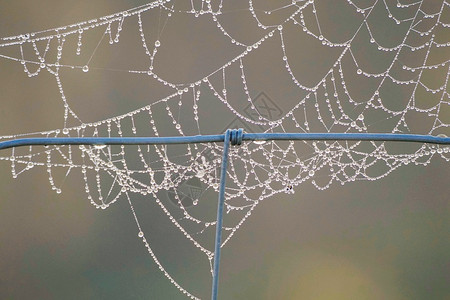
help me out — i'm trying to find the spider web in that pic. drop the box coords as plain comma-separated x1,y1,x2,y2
0,0,449,298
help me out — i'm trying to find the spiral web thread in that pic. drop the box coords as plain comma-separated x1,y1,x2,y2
1,0,449,298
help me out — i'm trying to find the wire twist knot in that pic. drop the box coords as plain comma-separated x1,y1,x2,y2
229,128,243,146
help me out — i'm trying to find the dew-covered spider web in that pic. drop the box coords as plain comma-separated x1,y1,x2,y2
0,0,449,298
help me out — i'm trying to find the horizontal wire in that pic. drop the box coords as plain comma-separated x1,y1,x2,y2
1,131,449,151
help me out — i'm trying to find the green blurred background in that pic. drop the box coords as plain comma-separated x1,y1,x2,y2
0,1,449,299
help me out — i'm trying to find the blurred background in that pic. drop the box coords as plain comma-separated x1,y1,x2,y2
0,1,449,299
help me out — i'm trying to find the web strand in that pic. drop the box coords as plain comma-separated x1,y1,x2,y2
0,0,449,298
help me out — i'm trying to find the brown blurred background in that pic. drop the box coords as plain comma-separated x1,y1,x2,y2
0,1,449,299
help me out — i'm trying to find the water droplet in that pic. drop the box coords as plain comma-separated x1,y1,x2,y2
138,231,144,238
155,40,161,47
82,65,89,72
62,128,69,135
94,144,107,149
196,170,205,178
253,140,266,145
